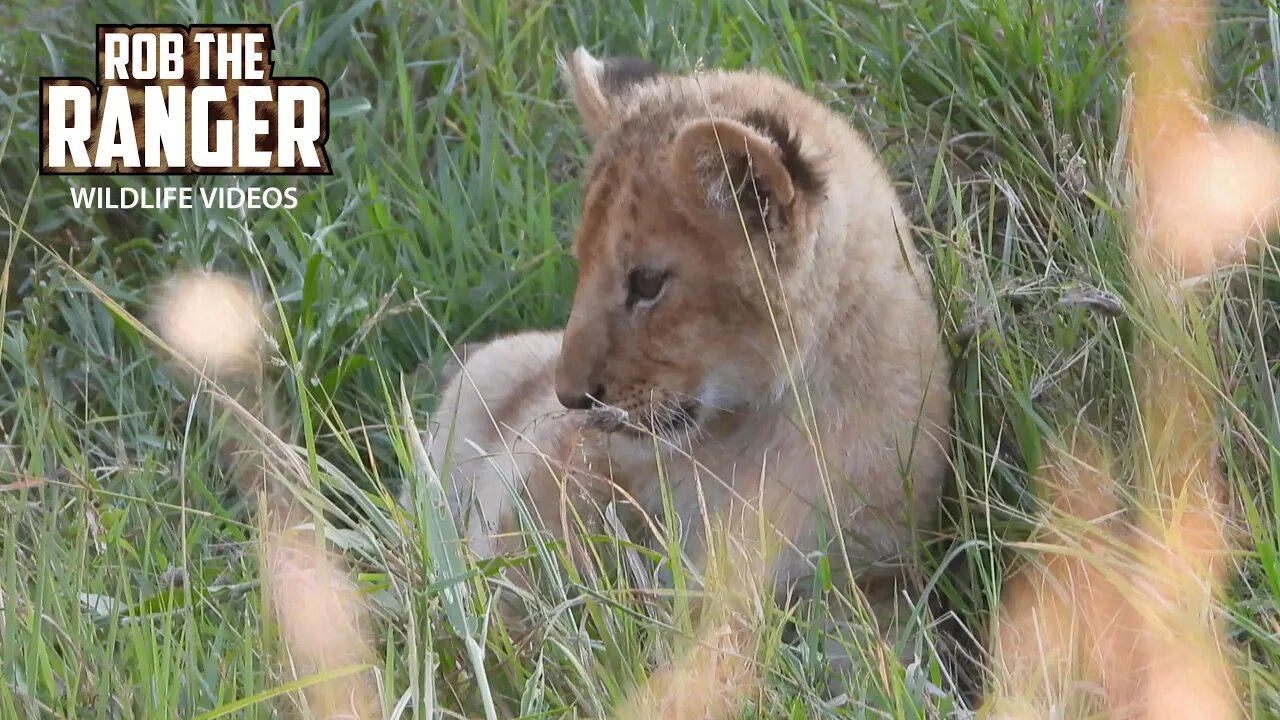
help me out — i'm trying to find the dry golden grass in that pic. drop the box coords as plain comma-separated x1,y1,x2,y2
608,569,762,719
153,271,379,720
980,0,1280,717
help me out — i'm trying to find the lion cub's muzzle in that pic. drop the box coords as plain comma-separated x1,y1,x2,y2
583,399,701,438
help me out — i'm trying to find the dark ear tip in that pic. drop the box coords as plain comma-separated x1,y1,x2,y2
599,55,665,95
739,109,826,196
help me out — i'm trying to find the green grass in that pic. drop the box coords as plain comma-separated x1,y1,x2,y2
3,0,1280,717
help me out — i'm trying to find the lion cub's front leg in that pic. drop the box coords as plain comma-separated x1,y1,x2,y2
515,422,627,562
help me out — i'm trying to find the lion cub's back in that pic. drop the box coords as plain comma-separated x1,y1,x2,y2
431,330,564,438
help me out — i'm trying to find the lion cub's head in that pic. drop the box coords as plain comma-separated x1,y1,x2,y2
554,48,829,438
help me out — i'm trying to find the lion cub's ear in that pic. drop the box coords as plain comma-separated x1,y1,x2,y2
670,113,824,236
560,47,663,140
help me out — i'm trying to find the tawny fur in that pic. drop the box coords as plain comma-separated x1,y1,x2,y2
411,48,952,632
412,331,629,562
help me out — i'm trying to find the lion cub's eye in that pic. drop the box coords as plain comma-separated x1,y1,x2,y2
626,267,669,307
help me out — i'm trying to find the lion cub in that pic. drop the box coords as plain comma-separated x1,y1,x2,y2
416,48,951,630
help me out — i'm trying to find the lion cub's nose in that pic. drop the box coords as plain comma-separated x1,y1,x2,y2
557,383,605,410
